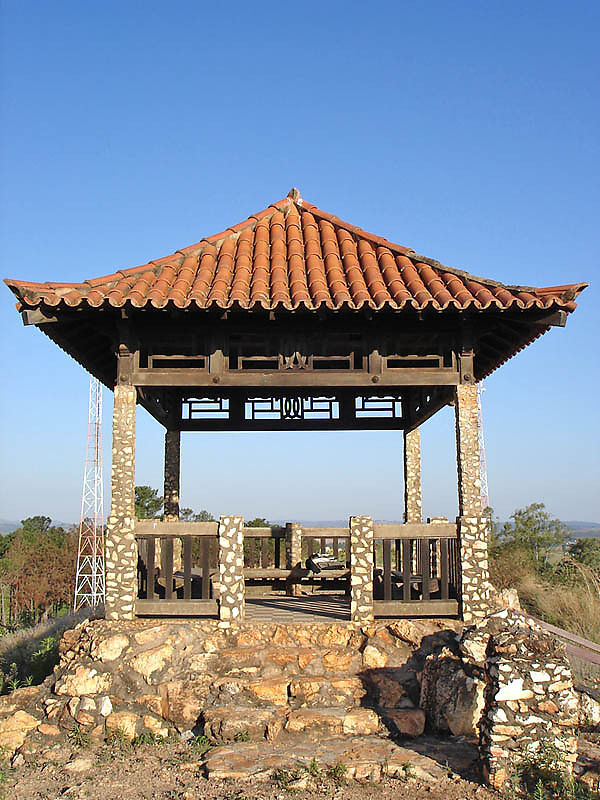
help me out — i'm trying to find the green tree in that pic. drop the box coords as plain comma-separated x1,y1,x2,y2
568,538,600,571
134,486,163,519
180,508,215,522
246,518,270,527
0,518,76,621
498,503,567,569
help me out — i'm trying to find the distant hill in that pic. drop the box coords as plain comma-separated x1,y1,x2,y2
565,521,600,539
0,519,19,535
0,518,74,535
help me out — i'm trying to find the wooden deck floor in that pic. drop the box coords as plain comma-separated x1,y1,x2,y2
245,595,350,623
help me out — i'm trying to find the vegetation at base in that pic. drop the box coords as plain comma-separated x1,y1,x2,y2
68,723,91,749
508,741,600,799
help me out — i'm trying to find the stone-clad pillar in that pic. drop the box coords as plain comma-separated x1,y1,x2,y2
455,384,482,518
105,385,137,620
403,428,422,523
349,516,374,624
163,430,180,520
455,384,490,622
218,516,245,624
285,522,302,597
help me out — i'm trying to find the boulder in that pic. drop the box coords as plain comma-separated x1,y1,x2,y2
579,689,600,728
203,708,279,741
420,649,485,736
362,645,388,669
129,643,173,683
0,710,40,754
92,633,129,662
342,708,380,735
381,708,426,737
55,665,112,696
246,677,289,706
105,711,140,740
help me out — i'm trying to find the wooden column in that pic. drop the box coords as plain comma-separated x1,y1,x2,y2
163,429,182,572
105,348,137,620
403,428,422,523
163,430,180,520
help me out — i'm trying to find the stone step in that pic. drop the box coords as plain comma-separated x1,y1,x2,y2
201,704,426,742
207,671,417,710
200,733,477,784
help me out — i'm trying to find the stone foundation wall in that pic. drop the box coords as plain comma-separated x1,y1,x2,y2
0,617,462,758
1,610,594,786
479,612,579,790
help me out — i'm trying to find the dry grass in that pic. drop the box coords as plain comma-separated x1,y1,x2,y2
0,607,96,687
490,547,600,686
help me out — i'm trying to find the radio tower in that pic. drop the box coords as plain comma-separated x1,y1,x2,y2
74,376,105,609
477,382,490,512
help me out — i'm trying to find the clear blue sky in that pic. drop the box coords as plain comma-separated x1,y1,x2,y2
1,0,598,527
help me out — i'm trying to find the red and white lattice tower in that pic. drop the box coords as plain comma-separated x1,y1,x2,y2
477,382,490,512
74,376,105,609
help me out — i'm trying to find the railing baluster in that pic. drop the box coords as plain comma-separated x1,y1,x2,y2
332,537,339,561
421,538,430,601
274,536,281,568
183,536,192,600
146,537,155,600
261,537,268,568
202,538,210,599
383,538,392,602
247,538,255,568
440,538,449,600
164,538,174,600
402,539,411,601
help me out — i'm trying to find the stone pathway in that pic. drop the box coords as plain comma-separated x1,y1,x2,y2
201,732,480,783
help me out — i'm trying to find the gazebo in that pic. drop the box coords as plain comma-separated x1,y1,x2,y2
5,189,587,626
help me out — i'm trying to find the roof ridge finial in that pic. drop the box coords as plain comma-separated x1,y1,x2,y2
287,187,302,204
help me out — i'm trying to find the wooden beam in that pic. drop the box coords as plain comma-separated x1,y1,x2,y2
135,520,218,535
374,522,457,539
132,368,460,388
374,599,458,617
134,599,218,616
177,417,408,432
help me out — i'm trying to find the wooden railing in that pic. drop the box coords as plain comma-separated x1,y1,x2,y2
133,519,461,619
372,522,459,617
243,526,285,571
135,520,219,616
301,528,350,565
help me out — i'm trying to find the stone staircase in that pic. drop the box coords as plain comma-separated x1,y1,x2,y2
187,622,452,742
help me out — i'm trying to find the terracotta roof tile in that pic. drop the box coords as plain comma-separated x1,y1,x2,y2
4,189,587,315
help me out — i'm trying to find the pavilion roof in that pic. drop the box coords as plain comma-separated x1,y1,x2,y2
4,189,587,315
